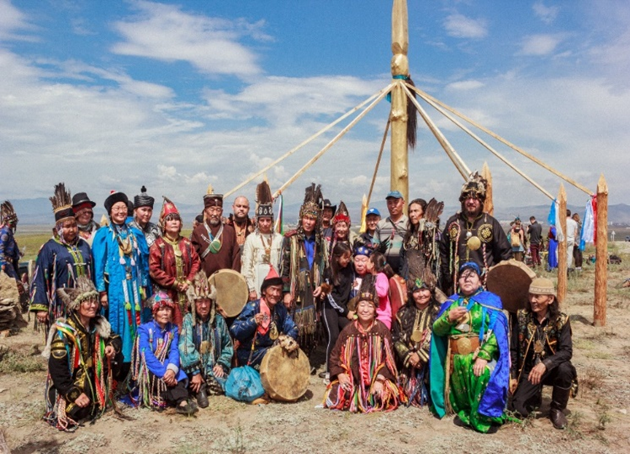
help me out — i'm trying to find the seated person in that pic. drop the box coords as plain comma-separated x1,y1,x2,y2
43,276,122,431
132,292,197,415
430,262,510,433
392,277,440,407
510,277,576,430
179,272,233,408
230,266,298,368
324,280,405,413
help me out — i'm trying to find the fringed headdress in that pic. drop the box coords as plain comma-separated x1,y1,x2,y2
459,172,488,202
0,200,18,226
56,276,99,311
49,183,75,224
299,183,323,220
348,274,379,312
144,291,176,314
255,179,273,218
186,271,217,323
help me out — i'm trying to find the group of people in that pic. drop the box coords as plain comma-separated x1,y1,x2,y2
0,171,576,433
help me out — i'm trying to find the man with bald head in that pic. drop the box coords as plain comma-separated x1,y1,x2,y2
224,196,256,252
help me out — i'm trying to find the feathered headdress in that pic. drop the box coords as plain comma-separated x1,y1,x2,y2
256,179,273,218
0,201,18,226
186,271,218,324
348,274,378,312
134,185,155,209
56,276,99,311
299,183,323,220
158,196,180,232
332,201,351,225
459,171,488,202
49,183,74,224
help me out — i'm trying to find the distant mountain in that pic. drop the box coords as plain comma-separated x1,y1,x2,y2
9,198,630,227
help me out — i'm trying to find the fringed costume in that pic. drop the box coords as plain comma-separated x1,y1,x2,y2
0,200,20,279
324,320,405,413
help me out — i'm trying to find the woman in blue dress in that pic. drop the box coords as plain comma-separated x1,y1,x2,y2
547,226,558,270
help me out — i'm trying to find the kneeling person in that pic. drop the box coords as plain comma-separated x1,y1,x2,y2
179,272,233,407
44,276,122,431
510,277,576,429
230,267,298,368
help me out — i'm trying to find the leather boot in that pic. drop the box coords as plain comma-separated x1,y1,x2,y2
550,385,571,429
196,383,209,409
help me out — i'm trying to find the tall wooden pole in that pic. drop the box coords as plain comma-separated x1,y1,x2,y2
594,174,608,326
481,162,494,216
390,0,409,205
557,184,568,303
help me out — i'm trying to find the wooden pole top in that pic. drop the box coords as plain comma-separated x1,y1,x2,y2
597,174,608,194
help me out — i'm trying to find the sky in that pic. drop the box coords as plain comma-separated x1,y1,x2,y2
1,0,629,220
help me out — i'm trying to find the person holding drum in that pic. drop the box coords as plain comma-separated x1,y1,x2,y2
231,267,298,368
392,277,440,407
430,261,510,433
179,272,233,407
324,278,405,413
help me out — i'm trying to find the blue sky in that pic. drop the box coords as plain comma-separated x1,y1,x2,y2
1,0,628,220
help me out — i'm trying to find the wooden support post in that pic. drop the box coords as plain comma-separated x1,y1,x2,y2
594,175,608,327
390,0,409,205
557,185,568,303
481,162,493,216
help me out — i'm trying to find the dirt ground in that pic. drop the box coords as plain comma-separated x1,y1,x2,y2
2,244,630,454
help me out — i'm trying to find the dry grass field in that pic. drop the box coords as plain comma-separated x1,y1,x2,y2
1,242,629,453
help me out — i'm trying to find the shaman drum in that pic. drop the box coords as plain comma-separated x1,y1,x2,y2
208,269,248,318
259,345,310,402
486,259,536,314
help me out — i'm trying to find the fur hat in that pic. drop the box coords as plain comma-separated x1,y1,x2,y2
134,185,155,209
56,276,99,311
203,184,223,208
186,272,217,323
104,191,129,215
255,180,274,218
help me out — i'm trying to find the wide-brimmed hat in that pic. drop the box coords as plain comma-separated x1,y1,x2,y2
529,277,556,297
72,192,96,213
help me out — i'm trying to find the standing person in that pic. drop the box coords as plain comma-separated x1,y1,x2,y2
508,217,526,262
224,196,255,251
439,172,512,295
131,292,198,415
72,192,99,245
365,252,394,329
400,198,443,285
356,207,381,251
392,278,440,407
510,278,576,430
231,267,298,368
241,181,283,301
42,276,122,431
572,213,583,270
149,197,201,328
327,201,356,259
321,199,336,243
128,186,161,248
191,187,241,278
30,183,93,332
280,183,328,352
179,272,233,405
377,191,408,273
92,191,150,367
0,200,21,280
547,226,559,270
323,279,405,413
527,216,543,267
430,262,510,433
565,209,578,270
319,242,353,381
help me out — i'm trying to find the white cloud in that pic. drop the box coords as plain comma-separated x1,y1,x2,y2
533,2,560,25
445,80,485,91
443,14,488,39
111,0,265,77
519,34,564,56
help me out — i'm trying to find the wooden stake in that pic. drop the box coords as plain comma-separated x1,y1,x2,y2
391,0,409,204
481,162,494,216
401,82,469,179
594,174,608,327
557,184,568,303
224,87,387,199
273,86,392,198
406,84,593,196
